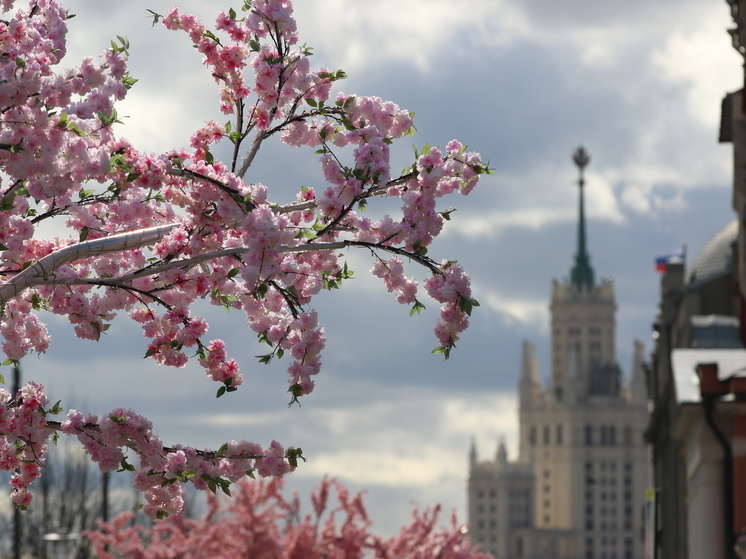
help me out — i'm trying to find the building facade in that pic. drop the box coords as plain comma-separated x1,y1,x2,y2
467,149,649,559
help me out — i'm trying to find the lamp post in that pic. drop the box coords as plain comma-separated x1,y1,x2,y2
12,363,21,559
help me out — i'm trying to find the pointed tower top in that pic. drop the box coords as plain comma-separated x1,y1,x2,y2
496,436,508,465
570,146,595,290
469,436,478,468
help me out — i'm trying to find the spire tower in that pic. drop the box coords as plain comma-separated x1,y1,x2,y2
570,146,594,290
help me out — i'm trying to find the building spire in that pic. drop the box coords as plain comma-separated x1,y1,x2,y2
570,146,595,290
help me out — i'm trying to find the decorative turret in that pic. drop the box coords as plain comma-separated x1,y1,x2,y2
570,146,595,291
496,436,508,465
629,339,647,406
519,341,542,408
469,437,478,469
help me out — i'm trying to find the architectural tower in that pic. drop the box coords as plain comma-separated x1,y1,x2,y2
468,147,649,559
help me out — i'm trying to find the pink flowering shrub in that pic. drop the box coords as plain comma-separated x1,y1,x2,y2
0,0,489,517
85,477,493,559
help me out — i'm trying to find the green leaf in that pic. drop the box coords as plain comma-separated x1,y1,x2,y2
0,374,4,384
202,29,221,44
287,384,303,407
440,208,456,221
216,386,226,398
48,400,63,415
122,73,138,90
409,300,426,316
79,226,89,242
286,447,305,468
118,458,135,472
432,345,451,360
458,295,480,317
146,9,162,26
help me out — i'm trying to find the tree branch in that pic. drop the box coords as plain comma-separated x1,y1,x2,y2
0,223,179,306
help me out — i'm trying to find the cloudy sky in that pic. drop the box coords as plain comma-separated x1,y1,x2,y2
4,0,743,535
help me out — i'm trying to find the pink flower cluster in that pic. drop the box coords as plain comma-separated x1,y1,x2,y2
0,0,488,515
0,383,50,508
59,407,297,518
85,477,493,559
425,261,475,348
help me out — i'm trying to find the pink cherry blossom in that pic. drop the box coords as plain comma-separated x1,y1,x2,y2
0,0,489,515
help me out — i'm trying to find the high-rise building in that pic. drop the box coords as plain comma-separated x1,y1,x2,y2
467,148,649,559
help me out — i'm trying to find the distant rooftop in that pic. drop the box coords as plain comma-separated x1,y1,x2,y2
671,348,746,403
687,220,737,285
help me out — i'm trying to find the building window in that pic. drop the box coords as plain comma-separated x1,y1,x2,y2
624,426,632,445
544,484,550,494
530,426,537,446
585,425,593,446
544,469,550,479
556,424,563,445
489,490,496,499
600,425,616,445
544,425,550,445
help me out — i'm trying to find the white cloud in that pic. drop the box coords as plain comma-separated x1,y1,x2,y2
294,0,520,73
477,287,548,329
296,391,519,487
651,10,742,129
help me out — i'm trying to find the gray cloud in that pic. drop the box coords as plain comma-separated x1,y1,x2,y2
6,0,742,537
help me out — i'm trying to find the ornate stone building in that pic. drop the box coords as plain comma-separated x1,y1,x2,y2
467,148,649,559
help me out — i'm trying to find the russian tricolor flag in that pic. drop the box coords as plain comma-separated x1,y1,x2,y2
655,248,685,272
